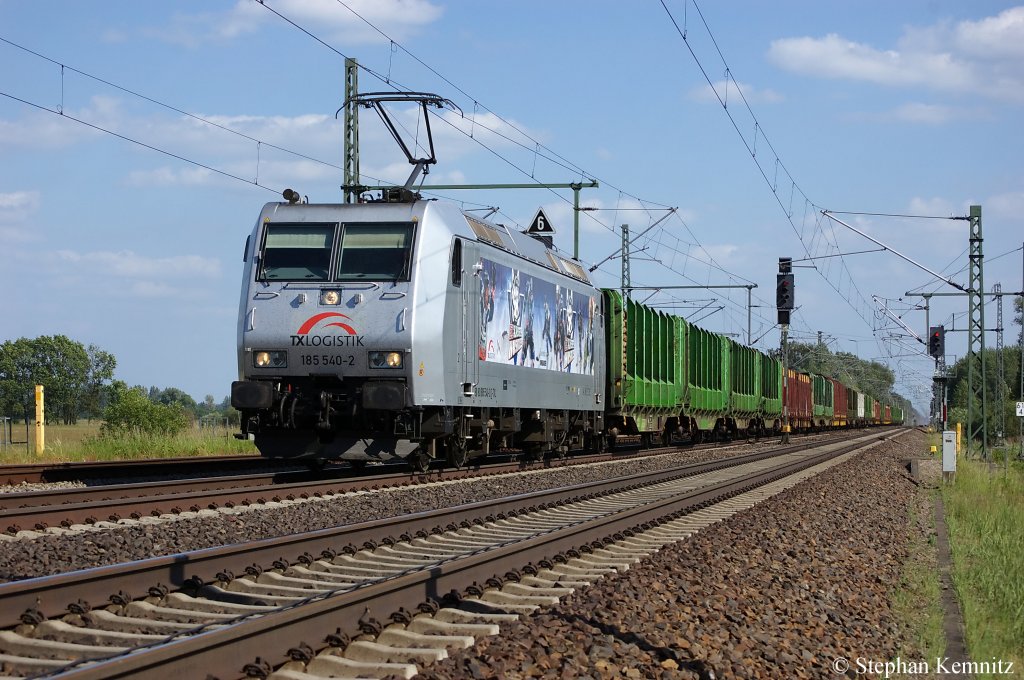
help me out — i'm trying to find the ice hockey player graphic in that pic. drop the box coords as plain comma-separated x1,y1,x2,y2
508,269,524,363
542,301,552,359
521,277,536,367
477,260,496,360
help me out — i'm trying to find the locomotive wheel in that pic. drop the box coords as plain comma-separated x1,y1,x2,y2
549,443,567,460
408,448,431,474
446,434,468,469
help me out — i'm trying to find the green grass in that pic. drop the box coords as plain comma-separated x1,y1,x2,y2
0,421,257,463
942,457,1024,674
892,484,945,665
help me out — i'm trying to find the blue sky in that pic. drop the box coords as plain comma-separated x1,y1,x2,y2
2,1,1022,415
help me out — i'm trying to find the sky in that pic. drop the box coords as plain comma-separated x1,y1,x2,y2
2,1,1023,416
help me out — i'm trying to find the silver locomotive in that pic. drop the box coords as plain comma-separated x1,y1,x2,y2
231,192,606,469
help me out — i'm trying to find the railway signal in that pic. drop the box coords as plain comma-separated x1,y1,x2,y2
928,325,945,358
777,257,794,325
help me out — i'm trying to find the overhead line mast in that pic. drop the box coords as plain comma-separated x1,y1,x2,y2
343,57,359,204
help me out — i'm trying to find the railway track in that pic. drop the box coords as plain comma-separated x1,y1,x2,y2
0,455,285,487
0,430,861,536
0,429,895,679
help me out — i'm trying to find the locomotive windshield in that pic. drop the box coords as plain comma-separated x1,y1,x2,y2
336,223,414,281
256,221,414,282
259,224,334,281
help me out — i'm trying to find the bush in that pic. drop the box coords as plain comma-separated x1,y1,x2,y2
100,382,190,438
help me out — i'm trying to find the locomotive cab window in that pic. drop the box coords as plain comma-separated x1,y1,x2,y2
337,223,414,281
258,224,335,281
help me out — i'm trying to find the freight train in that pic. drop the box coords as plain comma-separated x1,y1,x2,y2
231,192,903,470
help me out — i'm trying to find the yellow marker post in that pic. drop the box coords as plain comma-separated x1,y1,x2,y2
34,384,45,455
955,422,961,456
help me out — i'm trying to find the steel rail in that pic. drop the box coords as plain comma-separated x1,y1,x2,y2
0,442,682,514
0,429,868,533
0,433,879,620
0,449,668,530
0,437,780,531
0,455,274,486
0,423,851,488
48,432,889,679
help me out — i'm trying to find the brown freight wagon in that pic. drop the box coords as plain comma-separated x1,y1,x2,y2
784,369,813,431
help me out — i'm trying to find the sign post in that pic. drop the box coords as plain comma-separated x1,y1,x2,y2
34,384,45,455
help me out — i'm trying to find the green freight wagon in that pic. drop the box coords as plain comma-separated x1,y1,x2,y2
728,339,761,436
759,352,783,433
685,323,730,440
890,405,903,425
846,386,859,427
603,291,685,447
811,373,834,429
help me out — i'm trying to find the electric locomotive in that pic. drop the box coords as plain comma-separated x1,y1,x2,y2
231,190,606,470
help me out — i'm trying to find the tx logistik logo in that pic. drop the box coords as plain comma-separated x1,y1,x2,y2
291,312,365,347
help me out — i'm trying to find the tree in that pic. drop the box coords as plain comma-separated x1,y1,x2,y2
0,338,34,420
145,387,199,424
82,345,116,420
0,335,114,424
784,340,897,402
33,335,90,425
101,381,190,437
946,346,1023,441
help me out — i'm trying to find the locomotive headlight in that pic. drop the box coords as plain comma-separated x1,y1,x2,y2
320,290,341,306
254,350,287,368
369,351,403,369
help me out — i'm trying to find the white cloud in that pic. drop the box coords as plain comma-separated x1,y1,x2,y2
767,8,1024,104
907,196,958,217
0,97,348,190
155,0,443,47
768,34,975,90
51,249,221,279
699,243,740,262
435,109,542,156
954,6,1024,59
689,80,784,105
986,189,1024,220
127,281,178,298
127,166,215,187
0,191,41,244
0,97,113,149
881,102,983,125
0,190,40,212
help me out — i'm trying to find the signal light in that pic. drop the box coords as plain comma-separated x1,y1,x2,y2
776,273,794,311
928,325,945,358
